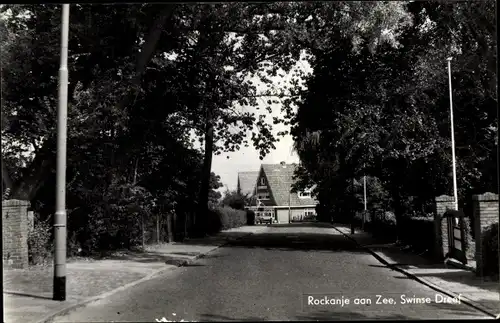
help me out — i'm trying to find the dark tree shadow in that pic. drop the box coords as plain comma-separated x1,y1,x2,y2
199,313,264,321
3,291,53,300
223,232,365,253
295,310,411,321
200,311,418,321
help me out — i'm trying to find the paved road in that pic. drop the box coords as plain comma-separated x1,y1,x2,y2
51,224,491,321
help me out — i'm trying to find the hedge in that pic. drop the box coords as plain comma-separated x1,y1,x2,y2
481,222,499,277
357,211,436,253
205,206,247,235
399,216,435,253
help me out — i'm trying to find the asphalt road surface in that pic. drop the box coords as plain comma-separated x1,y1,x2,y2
51,224,492,322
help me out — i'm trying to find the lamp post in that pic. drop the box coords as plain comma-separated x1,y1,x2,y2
53,4,70,301
447,57,459,211
288,190,291,224
363,171,367,231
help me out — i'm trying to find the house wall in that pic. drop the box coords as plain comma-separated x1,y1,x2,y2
291,208,316,221
276,209,289,223
275,207,317,223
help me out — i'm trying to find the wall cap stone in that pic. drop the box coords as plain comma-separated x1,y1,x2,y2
2,199,30,207
435,195,455,202
472,192,499,202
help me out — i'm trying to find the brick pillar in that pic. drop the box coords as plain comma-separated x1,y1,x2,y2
472,192,499,277
2,199,31,269
434,195,455,260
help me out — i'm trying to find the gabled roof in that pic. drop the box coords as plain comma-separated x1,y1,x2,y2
237,171,259,196
260,163,318,207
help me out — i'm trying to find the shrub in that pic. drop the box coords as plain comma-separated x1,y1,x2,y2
481,222,499,277
370,210,397,241
399,216,435,253
215,206,247,230
206,208,223,235
28,216,53,265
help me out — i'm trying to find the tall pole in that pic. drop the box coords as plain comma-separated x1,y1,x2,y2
363,175,367,212
53,4,69,301
447,57,459,211
288,191,291,224
363,173,367,230
350,177,355,234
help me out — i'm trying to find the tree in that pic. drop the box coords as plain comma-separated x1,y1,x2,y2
290,1,496,239
221,189,254,210
169,2,414,227
0,2,417,247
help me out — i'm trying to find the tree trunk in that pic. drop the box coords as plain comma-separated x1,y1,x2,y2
166,212,173,243
141,212,145,250
196,104,214,235
156,213,160,244
10,137,56,201
1,156,13,197
133,158,139,185
115,5,176,114
391,184,405,243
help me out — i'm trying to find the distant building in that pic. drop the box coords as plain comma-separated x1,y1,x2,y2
239,162,318,224
237,171,259,197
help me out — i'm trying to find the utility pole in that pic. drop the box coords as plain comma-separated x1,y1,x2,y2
447,57,459,212
363,173,367,231
53,4,70,301
288,191,291,224
350,177,355,235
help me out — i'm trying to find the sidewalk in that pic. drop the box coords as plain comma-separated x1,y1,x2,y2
333,224,499,318
3,225,269,323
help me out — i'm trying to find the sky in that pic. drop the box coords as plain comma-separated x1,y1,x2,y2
206,52,313,193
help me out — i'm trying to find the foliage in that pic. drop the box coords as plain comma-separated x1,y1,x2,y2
216,206,247,230
206,206,247,234
221,189,251,210
1,2,483,253
27,215,52,265
290,1,497,240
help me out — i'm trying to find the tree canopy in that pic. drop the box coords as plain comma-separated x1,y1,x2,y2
290,1,497,229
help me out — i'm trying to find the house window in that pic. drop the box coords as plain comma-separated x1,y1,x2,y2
298,190,311,198
257,192,270,200
260,177,265,186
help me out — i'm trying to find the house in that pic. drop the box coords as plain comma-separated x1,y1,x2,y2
245,162,318,224
237,171,259,197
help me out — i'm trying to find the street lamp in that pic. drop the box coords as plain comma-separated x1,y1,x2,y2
363,167,367,231
288,188,291,224
447,57,459,211
53,4,70,301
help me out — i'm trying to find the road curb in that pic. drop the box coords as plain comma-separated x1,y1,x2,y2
331,225,497,319
36,230,258,323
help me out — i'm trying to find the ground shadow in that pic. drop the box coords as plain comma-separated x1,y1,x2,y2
168,251,200,256
181,263,206,267
413,270,499,293
423,297,496,318
369,263,444,270
200,311,411,321
3,291,53,300
96,250,196,265
364,243,499,294
198,313,264,321
224,232,366,253
296,310,412,321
